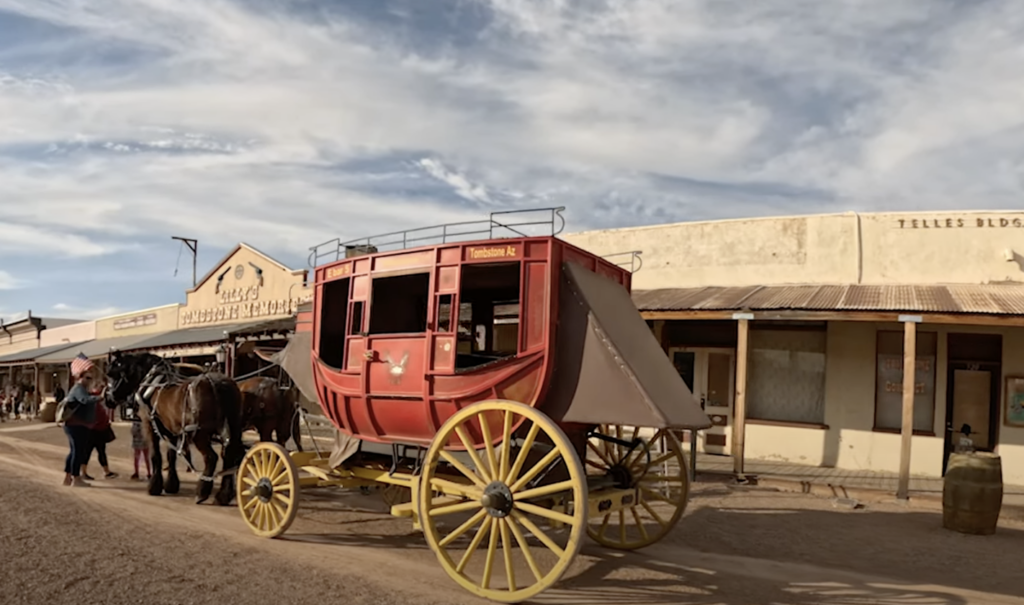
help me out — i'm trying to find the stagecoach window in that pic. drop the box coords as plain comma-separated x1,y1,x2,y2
437,294,454,332
368,272,430,334
456,262,521,370
349,301,364,335
319,277,350,369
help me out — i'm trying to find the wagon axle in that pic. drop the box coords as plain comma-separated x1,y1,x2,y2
254,478,274,503
480,482,514,518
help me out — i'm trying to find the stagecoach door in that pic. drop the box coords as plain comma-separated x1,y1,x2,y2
669,347,735,456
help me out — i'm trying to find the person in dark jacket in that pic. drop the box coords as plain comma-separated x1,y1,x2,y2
81,398,118,480
63,354,104,487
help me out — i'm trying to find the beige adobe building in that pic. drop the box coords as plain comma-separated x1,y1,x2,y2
563,210,1024,490
2,243,312,404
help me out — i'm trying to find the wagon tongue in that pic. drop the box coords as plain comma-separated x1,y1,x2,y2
544,262,712,430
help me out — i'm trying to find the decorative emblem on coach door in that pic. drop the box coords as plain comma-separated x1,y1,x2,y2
383,351,410,384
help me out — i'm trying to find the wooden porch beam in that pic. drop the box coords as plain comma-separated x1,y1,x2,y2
641,309,1024,327
897,316,920,500
732,314,751,476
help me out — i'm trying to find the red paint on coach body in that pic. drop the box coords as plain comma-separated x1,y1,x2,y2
304,236,630,451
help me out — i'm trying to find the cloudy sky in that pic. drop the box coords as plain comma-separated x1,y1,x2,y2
2,0,1023,323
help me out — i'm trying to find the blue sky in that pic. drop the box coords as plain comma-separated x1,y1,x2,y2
2,0,1024,322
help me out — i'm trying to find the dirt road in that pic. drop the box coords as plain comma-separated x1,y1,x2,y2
1,422,1022,605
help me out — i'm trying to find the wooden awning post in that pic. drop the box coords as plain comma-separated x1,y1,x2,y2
732,313,752,476
897,315,920,500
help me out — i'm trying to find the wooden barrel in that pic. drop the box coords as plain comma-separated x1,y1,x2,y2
39,401,58,423
942,452,1004,535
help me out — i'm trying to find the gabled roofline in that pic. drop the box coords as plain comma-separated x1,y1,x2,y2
187,242,307,294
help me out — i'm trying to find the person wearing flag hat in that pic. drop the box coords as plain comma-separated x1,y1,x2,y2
62,353,105,487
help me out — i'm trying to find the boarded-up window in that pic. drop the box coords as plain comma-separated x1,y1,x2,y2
874,330,938,433
747,327,827,424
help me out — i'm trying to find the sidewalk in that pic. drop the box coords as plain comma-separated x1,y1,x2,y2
695,452,1024,519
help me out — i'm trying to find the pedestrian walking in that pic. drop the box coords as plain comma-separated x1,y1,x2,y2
81,397,118,480
61,354,104,488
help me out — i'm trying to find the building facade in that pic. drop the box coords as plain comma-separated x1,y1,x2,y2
2,243,312,406
563,210,1024,487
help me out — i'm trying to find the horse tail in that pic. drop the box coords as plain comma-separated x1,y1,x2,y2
213,376,245,475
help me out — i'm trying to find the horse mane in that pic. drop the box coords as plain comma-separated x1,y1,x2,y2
171,362,207,375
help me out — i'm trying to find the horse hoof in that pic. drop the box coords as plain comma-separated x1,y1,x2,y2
195,495,209,505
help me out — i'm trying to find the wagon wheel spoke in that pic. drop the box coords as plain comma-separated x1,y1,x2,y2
454,425,492,484
510,510,565,558
586,426,690,551
478,412,500,482
499,518,516,592
420,400,586,603
586,440,614,469
482,517,500,590
438,451,488,490
498,410,513,481
505,515,543,582
439,509,489,548
505,421,540,484
508,447,561,493
455,517,493,574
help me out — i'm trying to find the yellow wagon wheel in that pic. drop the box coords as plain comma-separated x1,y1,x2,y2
585,426,690,550
419,400,587,603
237,442,300,539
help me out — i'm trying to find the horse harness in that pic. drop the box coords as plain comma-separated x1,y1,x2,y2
135,361,222,482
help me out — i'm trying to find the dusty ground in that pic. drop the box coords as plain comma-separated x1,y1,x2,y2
1,420,1022,605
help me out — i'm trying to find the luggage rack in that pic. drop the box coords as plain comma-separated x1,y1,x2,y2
308,206,567,267
601,250,643,274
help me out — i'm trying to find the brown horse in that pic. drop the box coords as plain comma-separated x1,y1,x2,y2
238,377,303,452
106,352,244,505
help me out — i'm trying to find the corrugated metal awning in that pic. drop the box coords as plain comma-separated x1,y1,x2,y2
632,284,1024,316
0,340,89,365
34,333,167,364
126,322,265,351
227,316,296,337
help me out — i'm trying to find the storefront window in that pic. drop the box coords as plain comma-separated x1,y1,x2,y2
874,330,937,433
747,326,827,425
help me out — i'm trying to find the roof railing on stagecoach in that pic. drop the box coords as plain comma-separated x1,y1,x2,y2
307,206,644,274
600,250,643,274
307,206,567,267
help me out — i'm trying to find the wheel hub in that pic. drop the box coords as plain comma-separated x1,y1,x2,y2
255,477,274,503
480,481,514,517
608,464,634,489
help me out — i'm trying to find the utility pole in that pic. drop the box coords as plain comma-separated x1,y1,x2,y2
171,236,199,287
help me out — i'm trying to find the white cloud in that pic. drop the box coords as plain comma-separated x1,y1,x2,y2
1,0,1024,314
50,303,124,320
0,271,23,290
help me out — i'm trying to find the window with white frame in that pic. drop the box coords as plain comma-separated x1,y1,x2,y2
747,325,827,425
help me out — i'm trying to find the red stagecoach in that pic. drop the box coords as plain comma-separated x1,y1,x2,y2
237,208,710,603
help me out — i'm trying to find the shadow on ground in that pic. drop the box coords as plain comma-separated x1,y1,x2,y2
276,492,1021,605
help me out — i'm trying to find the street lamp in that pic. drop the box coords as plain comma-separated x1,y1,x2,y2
215,344,227,365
